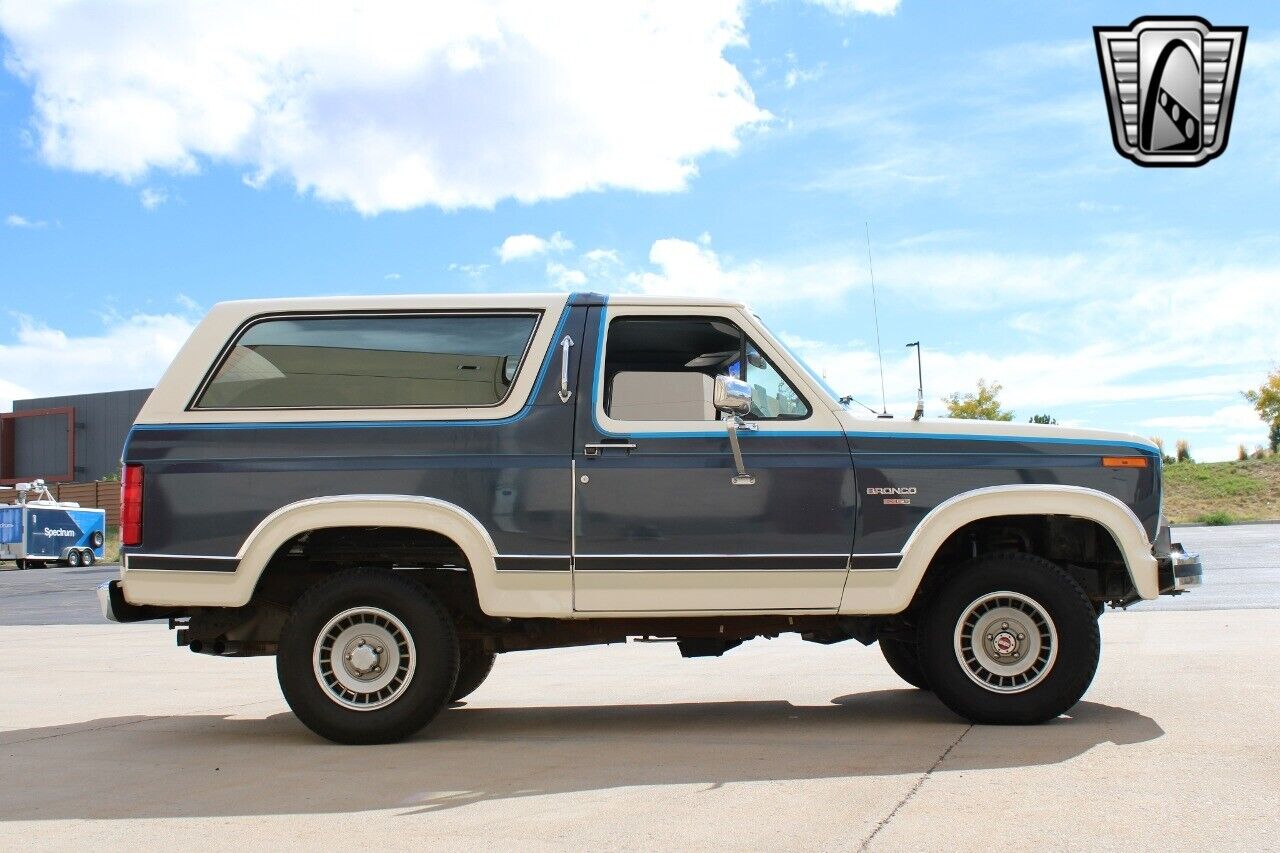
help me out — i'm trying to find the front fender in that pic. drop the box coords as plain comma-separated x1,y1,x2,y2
838,484,1158,615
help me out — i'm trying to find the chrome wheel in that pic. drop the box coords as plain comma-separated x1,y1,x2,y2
953,590,1058,694
312,606,416,711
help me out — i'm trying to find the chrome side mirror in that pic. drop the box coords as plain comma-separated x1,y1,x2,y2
714,375,752,416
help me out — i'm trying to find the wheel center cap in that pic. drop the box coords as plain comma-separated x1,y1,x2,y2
348,643,379,673
993,631,1018,656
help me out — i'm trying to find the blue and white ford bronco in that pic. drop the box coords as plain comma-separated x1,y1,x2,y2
101,292,1201,743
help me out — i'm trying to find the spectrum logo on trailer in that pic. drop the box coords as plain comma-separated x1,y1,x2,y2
1094,17,1246,167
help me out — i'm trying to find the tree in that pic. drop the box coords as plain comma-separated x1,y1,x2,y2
1028,414,1057,425
1243,368,1280,453
1176,439,1193,464
943,379,1014,421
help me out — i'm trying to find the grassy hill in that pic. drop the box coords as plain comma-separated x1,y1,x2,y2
1163,454,1280,524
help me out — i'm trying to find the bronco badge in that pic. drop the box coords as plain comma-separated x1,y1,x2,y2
1094,16,1246,167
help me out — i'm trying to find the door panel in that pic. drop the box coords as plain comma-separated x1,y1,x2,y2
571,305,856,612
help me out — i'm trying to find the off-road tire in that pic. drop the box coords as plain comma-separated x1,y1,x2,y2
918,552,1100,725
277,568,459,744
879,637,930,690
451,642,498,702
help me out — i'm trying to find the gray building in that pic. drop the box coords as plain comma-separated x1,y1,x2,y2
1,388,152,485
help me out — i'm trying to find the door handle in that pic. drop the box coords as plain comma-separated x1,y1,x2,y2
583,441,637,456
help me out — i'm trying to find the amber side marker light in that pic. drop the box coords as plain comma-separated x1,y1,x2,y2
1101,456,1148,468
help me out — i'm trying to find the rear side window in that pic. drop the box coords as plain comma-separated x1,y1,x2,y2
194,313,540,410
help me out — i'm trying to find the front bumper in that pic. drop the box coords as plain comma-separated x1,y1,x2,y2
1157,543,1203,593
97,580,175,623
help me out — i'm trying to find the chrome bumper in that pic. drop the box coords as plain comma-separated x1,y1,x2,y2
1157,544,1203,593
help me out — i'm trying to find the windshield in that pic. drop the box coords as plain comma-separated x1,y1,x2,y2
753,315,844,406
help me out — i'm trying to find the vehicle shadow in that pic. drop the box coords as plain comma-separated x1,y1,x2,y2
0,690,1163,820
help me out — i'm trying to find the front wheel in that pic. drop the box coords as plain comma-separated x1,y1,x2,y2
66,550,83,568
277,569,459,744
918,553,1100,725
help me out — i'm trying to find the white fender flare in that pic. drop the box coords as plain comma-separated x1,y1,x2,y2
120,495,572,616
839,484,1158,615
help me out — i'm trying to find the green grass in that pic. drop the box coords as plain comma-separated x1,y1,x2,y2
1163,454,1280,524
1195,510,1235,526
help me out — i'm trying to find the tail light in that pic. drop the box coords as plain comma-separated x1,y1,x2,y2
121,464,144,547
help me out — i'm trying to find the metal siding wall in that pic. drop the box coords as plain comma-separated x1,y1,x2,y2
12,413,68,477
13,389,152,480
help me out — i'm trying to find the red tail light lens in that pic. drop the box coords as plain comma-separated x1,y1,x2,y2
121,464,144,547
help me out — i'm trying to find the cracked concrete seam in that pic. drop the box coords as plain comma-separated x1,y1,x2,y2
858,724,974,851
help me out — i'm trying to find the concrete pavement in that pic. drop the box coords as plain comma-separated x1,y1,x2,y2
1,609,1276,850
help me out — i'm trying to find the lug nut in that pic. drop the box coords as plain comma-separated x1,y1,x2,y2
374,646,383,654
1017,633,1025,641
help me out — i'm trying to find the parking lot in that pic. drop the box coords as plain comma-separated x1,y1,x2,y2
1,525,1277,849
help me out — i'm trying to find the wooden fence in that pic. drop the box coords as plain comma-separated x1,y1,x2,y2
49,481,121,528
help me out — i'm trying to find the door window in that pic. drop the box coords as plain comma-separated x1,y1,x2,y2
603,316,809,422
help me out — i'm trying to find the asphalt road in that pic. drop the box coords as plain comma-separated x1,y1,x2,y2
0,524,1275,626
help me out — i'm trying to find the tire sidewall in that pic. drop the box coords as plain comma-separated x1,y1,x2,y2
277,570,459,744
919,554,1100,725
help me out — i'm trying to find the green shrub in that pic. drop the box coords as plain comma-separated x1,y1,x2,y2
1196,510,1234,526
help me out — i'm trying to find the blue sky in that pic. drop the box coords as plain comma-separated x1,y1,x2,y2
0,0,1275,459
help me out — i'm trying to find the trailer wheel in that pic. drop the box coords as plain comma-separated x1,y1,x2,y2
277,568,459,744
91,530,105,548
66,550,82,568
82,549,96,566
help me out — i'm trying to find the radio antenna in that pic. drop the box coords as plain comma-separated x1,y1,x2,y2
865,222,889,416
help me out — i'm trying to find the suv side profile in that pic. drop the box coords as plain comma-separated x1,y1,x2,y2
100,292,1201,743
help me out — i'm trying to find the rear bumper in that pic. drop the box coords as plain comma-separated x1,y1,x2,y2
1157,544,1203,594
97,580,175,623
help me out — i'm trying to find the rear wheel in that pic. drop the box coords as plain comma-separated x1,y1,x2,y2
919,552,1100,725
82,549,96,566
451,642,497,702
277,569,459,744
879,636,930,690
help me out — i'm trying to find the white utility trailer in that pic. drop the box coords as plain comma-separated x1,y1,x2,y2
0,480,107,569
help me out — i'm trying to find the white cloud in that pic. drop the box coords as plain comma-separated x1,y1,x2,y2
1139,405,1262,433
447,262,488,279
5,213,46,228
139,187,167,209
546,261,587,289
498,231,573,262
0,1,769,214
0,311,196,411
801,0,900,15
383,272,402,281
582,248,620,266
